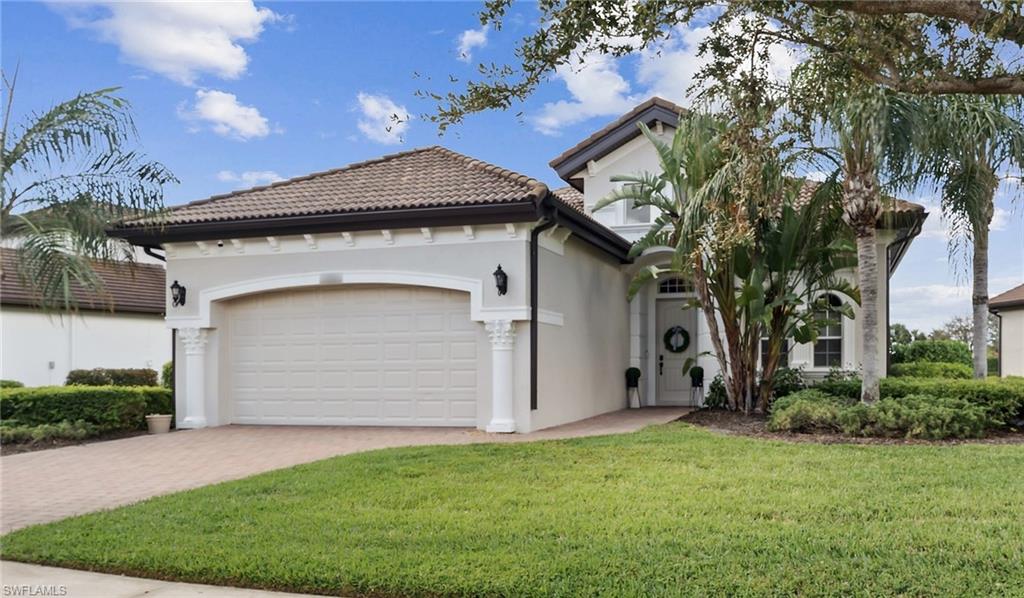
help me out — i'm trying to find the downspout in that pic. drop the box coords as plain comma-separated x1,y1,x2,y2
530,216,557,411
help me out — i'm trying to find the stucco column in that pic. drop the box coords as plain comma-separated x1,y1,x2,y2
485,319,516,433
179,327,209,429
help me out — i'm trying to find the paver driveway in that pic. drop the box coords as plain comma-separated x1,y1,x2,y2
0,408,687,533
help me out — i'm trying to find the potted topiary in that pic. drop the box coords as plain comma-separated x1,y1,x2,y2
145,414,172,434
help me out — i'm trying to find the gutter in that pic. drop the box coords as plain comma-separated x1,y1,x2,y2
530,212,557,412
142,246,166,262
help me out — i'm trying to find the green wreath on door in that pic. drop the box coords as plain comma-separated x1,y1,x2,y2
663,326,690,353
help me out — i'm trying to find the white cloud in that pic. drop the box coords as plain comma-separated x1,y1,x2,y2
532,19,799,135
532,53,640,136
355,93,410,145
456,25,488,62
180,90,273,140
890,276,1021,331
57,1,282,85
216,170,284,187
915,198,1010,241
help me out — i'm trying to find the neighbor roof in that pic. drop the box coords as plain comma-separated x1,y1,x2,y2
991,283,1024,311
0,248,166,314
549,97,687,184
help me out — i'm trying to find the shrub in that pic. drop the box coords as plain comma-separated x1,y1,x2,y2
893,340,971,365
815,377,1024,426
0,379,24,388
705,374,727,408
764,366,806,400
0,386,172,432
0,420,99,445
767,390,845,433
161,361,174,389
890,361,972,379
769,390,993,439
66,368,158,387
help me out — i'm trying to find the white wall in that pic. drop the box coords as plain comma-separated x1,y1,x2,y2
0,306,171,387
534,234,630,430
999,309,1024,377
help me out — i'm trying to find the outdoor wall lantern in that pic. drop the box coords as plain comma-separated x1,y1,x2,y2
493,265,508,296
170,280,187,307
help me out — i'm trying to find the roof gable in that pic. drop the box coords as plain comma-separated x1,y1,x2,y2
991,283,1024,310
549,97,686,187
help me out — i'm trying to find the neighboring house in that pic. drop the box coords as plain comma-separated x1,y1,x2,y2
990,283,1024,377
0,247,171,387
111,97,926,433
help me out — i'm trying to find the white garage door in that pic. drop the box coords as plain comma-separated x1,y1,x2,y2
227,285,479,426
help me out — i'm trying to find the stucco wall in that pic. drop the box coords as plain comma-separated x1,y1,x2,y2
166,224,536,432
0,306,170,387
999,309,1024,377
533,234,630,431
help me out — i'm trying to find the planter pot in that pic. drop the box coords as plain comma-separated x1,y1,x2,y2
146,414,172,435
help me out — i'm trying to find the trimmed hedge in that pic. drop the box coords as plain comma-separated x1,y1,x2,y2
814,377,1024,425
891,340,971,365
768,389,990,439
890,361,972,379
66,368,158,387
0,420,98,445
161,361,174,390
0,379,24,388
0,386,173,432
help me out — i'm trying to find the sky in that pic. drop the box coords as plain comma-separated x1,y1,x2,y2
2,1,1022,333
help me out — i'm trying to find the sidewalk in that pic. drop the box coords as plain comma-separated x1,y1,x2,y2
1,561,321,598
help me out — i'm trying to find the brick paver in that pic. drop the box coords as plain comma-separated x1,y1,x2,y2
0,408,687,533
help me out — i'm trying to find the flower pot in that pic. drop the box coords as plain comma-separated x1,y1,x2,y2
146,414,172,435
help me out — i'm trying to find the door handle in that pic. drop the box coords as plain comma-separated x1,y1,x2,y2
658,355,664,375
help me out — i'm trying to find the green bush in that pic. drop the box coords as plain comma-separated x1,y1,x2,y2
0,386,172,432
815,376,1024,425
0,420,99,445
764,366,806,399
893,340,971,365
0,379,24,388
161,361,174,389
705,374,727,408
66,368,158,387
769,390,992,439
890,361,972,379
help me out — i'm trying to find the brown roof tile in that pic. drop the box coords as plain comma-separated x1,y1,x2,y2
991,283,1024,310
552,186,585,213
119,146,549,228
0,248,165,314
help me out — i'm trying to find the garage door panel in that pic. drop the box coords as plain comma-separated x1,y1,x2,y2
227,285,479,427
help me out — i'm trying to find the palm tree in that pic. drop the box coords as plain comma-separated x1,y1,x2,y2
1,70,175,311
829,88,922,403
924,96,1024,378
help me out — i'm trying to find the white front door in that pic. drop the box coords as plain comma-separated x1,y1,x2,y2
656,299,698,405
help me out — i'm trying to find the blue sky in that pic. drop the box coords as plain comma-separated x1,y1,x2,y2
3,1,1022,332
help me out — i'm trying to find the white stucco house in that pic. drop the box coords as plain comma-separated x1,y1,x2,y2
0,247,171,387
111,98,926,433
990,283,1024,377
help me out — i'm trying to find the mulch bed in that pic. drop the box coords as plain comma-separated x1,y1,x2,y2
678,408,1024,446
1,429,155,456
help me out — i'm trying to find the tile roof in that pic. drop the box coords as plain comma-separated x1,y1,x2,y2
549,97,687,171
0,247,165,314
119,146,549,228
991,283,1024,310
551,186,585,213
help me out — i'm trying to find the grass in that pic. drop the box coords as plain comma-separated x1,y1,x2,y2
3,424,1024,597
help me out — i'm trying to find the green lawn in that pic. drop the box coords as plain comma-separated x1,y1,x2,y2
3,424,1023,597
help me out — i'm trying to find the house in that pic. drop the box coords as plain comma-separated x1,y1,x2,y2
990,283,1024,377
110,98,926,433
0,247,171,387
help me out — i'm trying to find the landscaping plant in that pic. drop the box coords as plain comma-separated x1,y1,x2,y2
66,367,158,387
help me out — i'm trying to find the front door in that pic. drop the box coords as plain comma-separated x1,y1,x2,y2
656,299,698,405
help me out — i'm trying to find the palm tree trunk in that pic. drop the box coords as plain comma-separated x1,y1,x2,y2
856,228,881,403
972,220,990,378
693,255,734,406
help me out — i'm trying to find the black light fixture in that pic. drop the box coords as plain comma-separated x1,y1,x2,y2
170,280,187,307
493,265,508,296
